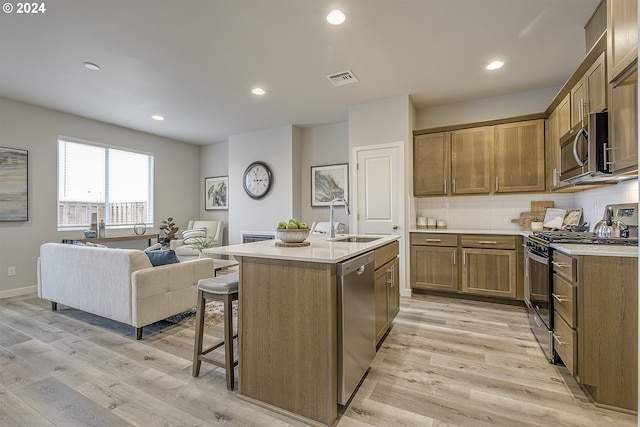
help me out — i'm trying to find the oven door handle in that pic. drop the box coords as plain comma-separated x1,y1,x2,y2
526,249,549,265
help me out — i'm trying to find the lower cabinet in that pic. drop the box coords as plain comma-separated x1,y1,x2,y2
577,254,638,412
551,251,578,376
410,232,522,302
461,248,517,298
460,235,518,299
374,241,400,344
410,233,458,292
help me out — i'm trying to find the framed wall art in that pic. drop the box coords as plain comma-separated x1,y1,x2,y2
311,163,348,207
205,176,228,210
0,146,28,221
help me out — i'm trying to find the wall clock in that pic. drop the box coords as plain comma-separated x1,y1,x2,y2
243,161,273,199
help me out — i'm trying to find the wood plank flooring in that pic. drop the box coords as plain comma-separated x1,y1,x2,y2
0,292,636,426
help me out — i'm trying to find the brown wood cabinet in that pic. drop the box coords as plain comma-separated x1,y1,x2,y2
374,241,400,344
607,0,638,85
571,52,608,128
413,132,450,196
552,251,578,377
450,127,492,195
460,235,517,299
411,233,522,301
607,82,638,173
576,254,638,412
410,233,458,292
547,94,572,190
493,119,546,193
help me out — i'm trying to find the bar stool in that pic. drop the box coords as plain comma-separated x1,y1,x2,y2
192,275,239,390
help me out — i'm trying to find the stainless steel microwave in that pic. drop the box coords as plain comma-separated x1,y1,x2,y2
559,112,611,184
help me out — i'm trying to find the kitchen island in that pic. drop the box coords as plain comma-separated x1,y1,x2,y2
208,234,400,427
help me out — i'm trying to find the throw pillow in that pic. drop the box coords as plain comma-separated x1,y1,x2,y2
182,228,207,245
145,249,180,267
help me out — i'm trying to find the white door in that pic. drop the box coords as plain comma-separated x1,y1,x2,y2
354,143,403,236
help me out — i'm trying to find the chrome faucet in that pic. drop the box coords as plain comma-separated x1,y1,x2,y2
329,197,350,238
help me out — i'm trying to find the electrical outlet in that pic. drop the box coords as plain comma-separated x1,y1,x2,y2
8,267,16,277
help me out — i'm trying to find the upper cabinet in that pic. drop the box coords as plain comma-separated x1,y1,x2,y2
548,94,572,190
494,120,546,193
413,132,450,196
607,0,638,86
413,119,545,197
450,127,492,195
571,52,608,128
608,83,638,173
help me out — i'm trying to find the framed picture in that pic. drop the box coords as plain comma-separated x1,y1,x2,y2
0,147,28,221
311,163,348,207
205,176,228,210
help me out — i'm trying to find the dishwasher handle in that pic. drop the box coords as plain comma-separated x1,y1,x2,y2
336,251,375,276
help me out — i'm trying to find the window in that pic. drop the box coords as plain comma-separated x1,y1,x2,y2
57,137,154,230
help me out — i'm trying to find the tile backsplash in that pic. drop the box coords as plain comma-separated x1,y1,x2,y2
413,179,638,231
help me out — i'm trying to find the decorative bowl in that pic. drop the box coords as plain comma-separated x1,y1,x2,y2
276,228,310,243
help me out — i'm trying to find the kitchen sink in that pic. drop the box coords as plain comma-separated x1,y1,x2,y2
332,236,381,243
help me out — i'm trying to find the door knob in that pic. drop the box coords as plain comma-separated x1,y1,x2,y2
392,225,399,230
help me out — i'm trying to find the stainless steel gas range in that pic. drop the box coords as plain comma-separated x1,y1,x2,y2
524,203,638,363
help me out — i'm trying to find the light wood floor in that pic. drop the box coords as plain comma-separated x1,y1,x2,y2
0,293,636,427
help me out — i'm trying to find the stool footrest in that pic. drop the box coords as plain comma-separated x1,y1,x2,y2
199,355,238,369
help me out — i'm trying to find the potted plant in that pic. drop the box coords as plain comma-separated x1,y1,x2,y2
159,217,179,244
530,217,544,232
187,236,217,257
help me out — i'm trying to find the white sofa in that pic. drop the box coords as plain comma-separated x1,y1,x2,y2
170,220,224,261
37,242,214,339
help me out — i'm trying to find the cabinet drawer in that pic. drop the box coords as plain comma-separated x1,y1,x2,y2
460,234,516,250
374,240,399,270
553,274,577,328
553,311,577,377
410,233,457,247
552,251,576,282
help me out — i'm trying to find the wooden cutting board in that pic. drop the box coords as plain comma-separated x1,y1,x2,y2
511,212,544,230
531,200,554,212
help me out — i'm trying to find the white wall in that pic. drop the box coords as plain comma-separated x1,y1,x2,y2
348,95,411,296
415,86,560,129
200,141,230,244
300,122,349,229
0,97,202,297
227,125,297,244
573,180,638,226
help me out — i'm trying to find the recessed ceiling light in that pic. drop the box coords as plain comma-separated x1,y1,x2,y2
327,9,345,25
83,62,100,71
151,115,164,121
252,87,266,95
486,60,504,70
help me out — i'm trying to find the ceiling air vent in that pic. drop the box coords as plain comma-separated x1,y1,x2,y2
326,70,358,87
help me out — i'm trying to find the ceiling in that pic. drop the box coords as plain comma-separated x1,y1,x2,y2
0,0,601,145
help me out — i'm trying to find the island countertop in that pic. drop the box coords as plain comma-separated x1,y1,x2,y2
205,233,400,263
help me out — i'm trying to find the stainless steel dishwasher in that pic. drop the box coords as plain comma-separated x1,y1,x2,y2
337,250,375,405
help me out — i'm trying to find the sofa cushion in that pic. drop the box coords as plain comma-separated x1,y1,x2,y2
145,249,180,267
182,228,207,245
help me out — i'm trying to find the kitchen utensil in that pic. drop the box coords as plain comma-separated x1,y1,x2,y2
594,206,629,237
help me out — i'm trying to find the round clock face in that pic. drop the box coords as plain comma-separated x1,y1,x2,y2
243,161,273,199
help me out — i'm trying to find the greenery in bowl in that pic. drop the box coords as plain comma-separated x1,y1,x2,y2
276,228,311,243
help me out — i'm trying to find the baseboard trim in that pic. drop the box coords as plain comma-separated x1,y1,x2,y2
0,286,37,299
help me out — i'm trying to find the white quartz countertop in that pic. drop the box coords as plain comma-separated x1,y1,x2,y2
206,234,400,263
551,243,639,257
410,228,531,237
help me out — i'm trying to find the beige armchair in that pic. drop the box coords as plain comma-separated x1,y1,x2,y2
170,220,224,261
